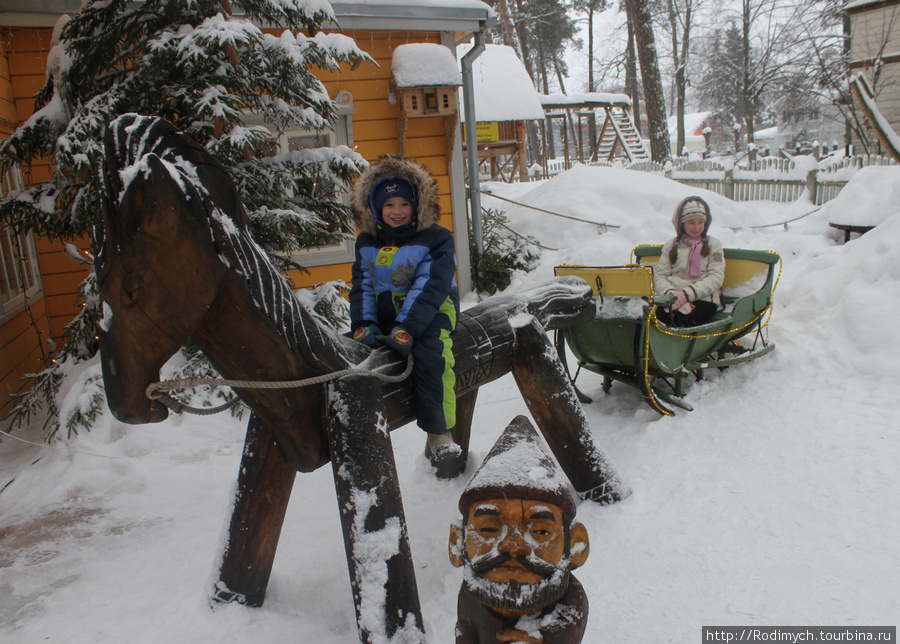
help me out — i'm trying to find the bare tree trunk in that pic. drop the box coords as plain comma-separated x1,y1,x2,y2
498,0,541,169
587,5,598,148
667,0,693,157
843,7,853,154
742,0,755,144
626,0,671,161
626,18,642,135
553,57,577,162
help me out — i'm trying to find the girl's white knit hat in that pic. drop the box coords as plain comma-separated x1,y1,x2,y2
681,200,708,222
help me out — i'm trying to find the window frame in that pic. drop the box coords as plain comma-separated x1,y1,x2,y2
1,164,44,323
246,91,358,268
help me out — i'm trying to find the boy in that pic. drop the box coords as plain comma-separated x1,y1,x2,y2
349,155,463,479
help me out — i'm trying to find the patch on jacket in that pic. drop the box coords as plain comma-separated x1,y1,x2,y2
712,251,724,262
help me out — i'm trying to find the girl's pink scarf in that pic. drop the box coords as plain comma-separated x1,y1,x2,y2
683,236,703,277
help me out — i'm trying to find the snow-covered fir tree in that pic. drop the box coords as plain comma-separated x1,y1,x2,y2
0,0,371,438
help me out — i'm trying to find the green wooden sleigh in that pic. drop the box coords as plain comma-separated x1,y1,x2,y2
553,245,781,415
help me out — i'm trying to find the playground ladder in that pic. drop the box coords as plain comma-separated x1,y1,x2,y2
592,106,650,163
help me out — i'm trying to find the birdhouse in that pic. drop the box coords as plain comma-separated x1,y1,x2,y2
400,86,457,118
391,43,462,160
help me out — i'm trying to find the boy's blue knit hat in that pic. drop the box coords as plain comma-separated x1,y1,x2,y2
370,176,417,218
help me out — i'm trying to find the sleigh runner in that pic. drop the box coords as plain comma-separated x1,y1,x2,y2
554,245,781,415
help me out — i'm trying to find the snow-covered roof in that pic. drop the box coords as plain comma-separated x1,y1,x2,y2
329,0,494,30
457,44,545,123
1,0,496,31
540,92,631,110
754,126,780,142
846,0,899,11
392,43,461,88
667,112,712,137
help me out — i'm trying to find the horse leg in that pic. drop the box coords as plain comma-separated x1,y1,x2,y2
452,388,477,468
511,319,632,505
212,412,296,607
326,374,425,644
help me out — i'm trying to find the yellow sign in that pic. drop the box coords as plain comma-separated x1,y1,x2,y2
476,122,500,142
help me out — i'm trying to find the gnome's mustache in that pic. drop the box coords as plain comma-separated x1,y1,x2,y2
469,551,560,578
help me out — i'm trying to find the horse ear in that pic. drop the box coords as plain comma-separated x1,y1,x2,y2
119,153,192,240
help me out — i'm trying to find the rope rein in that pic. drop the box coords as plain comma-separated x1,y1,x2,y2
146,353,414,416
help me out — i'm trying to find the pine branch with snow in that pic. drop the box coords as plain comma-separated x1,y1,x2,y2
0,0,370,246
469,208,541,295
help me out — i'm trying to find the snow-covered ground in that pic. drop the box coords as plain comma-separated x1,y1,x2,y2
2,164,898,642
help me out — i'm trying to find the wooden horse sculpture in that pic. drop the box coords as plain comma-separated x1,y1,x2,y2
93,114,629,643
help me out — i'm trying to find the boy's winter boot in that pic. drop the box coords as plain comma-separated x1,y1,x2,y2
425,432,465,480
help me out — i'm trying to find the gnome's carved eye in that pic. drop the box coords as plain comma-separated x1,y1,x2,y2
477,525,500,537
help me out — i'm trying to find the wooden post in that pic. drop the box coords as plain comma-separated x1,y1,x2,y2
577,111,585,164
516,120,528,182
214,414,297,607
724,167,735,201
806,169,817,204
541,119,548,179
511,319,630,504
326,374,425,643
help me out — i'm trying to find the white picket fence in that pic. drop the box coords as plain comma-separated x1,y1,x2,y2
537,154,897,205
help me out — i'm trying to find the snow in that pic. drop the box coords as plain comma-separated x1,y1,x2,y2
457,44,545,123
392,44,461,88
540,92,631,107
332,0,492,9
825,166,900,227
460,418,572,511
845,0,889,9
3,165,900,642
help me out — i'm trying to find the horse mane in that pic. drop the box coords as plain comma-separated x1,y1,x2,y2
100,113,355,372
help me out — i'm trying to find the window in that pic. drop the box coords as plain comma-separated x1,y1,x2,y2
1,164,43,323
246,90,357,267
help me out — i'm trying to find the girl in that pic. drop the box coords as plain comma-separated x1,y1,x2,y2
654,196,725,328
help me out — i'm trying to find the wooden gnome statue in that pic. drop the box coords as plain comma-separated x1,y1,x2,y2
449,415,591,643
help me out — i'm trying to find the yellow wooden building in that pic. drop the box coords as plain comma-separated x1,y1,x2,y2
0,1,495,415
848,0,900,157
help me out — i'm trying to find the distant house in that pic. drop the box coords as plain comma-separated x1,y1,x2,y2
0,1,495,414
774,93,846,154
669,112,712,155
847,0,900,154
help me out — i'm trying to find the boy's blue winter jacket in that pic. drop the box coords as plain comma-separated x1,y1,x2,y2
349,155,460,336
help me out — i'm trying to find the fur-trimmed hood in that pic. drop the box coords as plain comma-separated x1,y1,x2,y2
352,155,440,236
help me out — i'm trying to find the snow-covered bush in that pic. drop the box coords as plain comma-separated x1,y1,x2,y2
470,208,541,295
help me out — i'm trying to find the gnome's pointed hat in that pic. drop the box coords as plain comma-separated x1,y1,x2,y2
458,415,576,517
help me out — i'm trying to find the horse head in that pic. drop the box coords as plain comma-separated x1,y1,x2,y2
93,115,239,424
93,115,368,471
